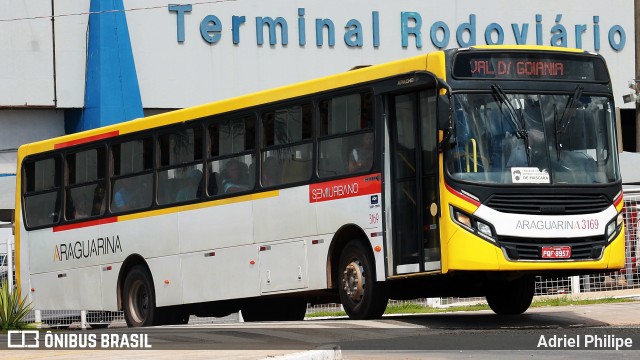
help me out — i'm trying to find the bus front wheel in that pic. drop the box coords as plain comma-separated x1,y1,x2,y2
338,240,388,320
485,275,535,315
123,266,158,327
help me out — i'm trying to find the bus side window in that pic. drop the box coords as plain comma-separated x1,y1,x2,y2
23,157,62,228
318,92,373,178
208,115,256,195
157,127,204,205
261,104,313,185
65,147,107,221
111,138,154,212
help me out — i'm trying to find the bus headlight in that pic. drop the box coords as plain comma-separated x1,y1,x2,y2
453,211,472,227
606,212,623,242
476,221,493,238
451,206,496,242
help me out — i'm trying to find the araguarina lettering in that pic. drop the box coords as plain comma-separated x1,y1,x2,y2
55,236,122,262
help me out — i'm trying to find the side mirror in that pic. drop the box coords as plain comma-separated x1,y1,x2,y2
438,95,451,131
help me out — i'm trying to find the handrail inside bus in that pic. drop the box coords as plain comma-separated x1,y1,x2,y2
465,138,478,172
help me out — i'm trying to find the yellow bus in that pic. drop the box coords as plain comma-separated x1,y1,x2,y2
15,45,624,327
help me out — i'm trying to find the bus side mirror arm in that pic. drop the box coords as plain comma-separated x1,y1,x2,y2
436,79,454,151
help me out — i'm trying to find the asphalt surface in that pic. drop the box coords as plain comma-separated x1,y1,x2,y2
2,291,640,359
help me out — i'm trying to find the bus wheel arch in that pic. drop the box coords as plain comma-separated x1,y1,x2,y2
327,224,370,289
118,254,166,327
116,254,151,311
327,224,388,319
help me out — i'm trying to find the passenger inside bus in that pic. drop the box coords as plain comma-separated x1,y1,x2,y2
175,168,203,202
222,159,250,193
208,170,220,196
348,132,374,173
261,156,282,187
91,184,106,216
112,177,146,212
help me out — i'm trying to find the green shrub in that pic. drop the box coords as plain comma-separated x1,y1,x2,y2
0,281,33,330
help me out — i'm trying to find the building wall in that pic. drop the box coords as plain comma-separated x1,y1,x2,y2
1,0,634,109
0,0,54,107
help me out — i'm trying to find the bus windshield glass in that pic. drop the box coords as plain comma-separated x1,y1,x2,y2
446,92,620,185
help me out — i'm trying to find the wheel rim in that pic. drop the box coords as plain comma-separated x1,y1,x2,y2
342,258,366,302
128,279,149,324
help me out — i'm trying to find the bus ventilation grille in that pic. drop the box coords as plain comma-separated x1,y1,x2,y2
485,194,611,215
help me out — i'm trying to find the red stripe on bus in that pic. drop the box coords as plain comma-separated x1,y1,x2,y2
53,217,118,232
309,173,381,203
614,193,623,208
54,131,120,149
444,182,481,207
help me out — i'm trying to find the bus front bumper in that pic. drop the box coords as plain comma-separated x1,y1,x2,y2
444,227,625,272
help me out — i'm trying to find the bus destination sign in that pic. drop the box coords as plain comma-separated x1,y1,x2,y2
452,52,608,82
470,59,565,77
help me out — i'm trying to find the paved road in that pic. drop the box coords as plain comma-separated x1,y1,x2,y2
3,301,640,359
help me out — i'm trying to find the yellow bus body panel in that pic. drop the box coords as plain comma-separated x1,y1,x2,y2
438,156,625,273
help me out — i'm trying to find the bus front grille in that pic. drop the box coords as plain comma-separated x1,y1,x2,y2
498,236,606,261
485,194,611,215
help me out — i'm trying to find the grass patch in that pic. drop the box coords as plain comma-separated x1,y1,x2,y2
306,310,347,318
305,296,636,318
530,296,635,308
0,281,33,330
383,302,490,314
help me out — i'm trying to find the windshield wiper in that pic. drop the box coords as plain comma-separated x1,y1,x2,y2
491,84,530,160
554,86,584,160
556,85,584,134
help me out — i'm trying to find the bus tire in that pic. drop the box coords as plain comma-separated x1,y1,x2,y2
122,266,159,327
485,275,535,315
338,240,388,320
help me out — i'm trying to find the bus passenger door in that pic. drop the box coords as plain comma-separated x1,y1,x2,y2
388,89,441,275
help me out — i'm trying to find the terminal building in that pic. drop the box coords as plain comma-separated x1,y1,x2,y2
0,0,635,220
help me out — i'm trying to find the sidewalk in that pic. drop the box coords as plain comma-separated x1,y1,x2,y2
536,288,640,301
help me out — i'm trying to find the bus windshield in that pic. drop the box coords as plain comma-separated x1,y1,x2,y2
446,91,620,185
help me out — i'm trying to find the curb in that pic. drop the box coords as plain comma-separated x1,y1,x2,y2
261,345,342,360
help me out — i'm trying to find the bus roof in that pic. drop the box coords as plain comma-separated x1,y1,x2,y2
466,45,587,53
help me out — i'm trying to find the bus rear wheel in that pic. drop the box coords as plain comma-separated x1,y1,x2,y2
338,240,388,320
123,266,158,327
485,275,535,315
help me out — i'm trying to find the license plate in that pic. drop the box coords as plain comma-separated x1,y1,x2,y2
541,246,571,259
